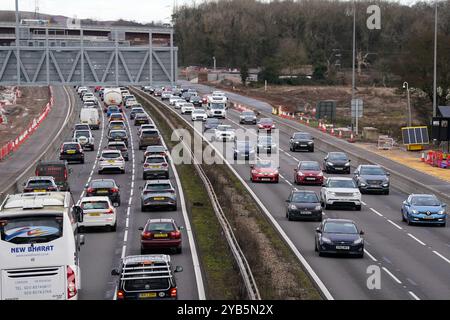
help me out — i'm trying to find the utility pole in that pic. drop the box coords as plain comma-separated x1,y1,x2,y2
213,56,216,72
15,0,20,85
403,82,412,127
352,0,357,134
433,1,438,117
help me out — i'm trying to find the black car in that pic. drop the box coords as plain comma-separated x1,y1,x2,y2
315,219,364,258
111,254,182,300
233,140,256,160
85,179,121,206
134,113,150,126
289,132,314,152
181,91,193,102
189,95,203,107
353,165,390,195
323,152,351,174
204,118,221,132
107,141,129,161
130,107,145,120
108,130,129,147
35,160,71,191
286,190,322,221
239,111,257,124
59,142,84,163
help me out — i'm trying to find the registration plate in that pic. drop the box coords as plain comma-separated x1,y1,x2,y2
108,160,115,163
98,189,109,194
306,177,315,181
151,165,159,168
300,144,307,147
261,178,271,181
300,211,311,215
154,233,168,238
153,197,165,200
67,150,76,154
34,189,46,192
89,213,101,216
423,216,435,219
335,168,343,170
336,246,350,250
139,292,157,298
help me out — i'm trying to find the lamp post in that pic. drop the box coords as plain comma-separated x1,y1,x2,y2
433,1,438,117
212,56,216,71
403,82,412,127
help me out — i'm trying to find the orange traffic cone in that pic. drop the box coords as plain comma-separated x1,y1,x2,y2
330,127,335,136
338,130,342,138
421,152,425,162
321,124,327,133
306,118,310,126
348,133,355,143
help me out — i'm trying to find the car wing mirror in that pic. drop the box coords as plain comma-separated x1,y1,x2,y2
79,234,85,246
442,203,447,208
359,230,365,235
174,266,183,273
315,228,322,233
73,205,84,223
111,269,120,276
179,226,185,230
138,186,143,190
84,184,89,189
138,227,144,231
386,172,391,176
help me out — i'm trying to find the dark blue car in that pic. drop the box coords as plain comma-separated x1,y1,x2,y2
315,219,364,258
401,194,447,227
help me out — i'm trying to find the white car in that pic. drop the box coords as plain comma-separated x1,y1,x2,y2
73,129,95,151
170,96,183,106
98,149,125,174
206,102,227,118
174,100,185,109
78,196,117,231
320,177,362,210
213,125,235,142
161,92,173,100
82,93,97,103
181,103,195,114
137,124,156,136
191,108,207,121
125,99,138,108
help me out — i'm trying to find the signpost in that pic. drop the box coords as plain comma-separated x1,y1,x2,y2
351,98,363,135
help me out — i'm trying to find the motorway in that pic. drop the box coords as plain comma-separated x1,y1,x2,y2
138,87,450,300
60,90,202,299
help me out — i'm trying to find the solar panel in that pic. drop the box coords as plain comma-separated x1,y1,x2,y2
401,126,429,145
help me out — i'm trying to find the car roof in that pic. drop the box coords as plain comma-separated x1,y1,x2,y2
324,218,356,224
292,189,317,194
146,145,165,150
326,177,353,181
102,149,122,153
145,179,172,185
147,218,175,224
145,155,166,159
90,179,116,184
63,141,80,145
360,164,382,168
37,160,67,166
81,196,110,202
110,129,127,133
108,141,126,145
27,176,54,181
122,254,170,265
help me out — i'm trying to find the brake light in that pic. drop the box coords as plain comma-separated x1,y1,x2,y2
64,170,68,180
35,169,39,176
142,231,152,239
111,188,119,193
170,288,177,298
67,265,77,299
105,208,114,214
116,290,125,300
87,187,94,193
144,163,149,168
162,163,168,167
48,187,57,191
170,231,181,239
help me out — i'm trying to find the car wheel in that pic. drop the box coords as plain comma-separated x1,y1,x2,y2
355,205,362,211
407,216,413,225
287,212,292,221
325,203,331,210
98,170,102,174
78,226,85,233
233,154,237,160
357,252,364,258
121,170,125,174
109,223,117,232
143,174,146,180
176,247,182,254
141,205,146,212
289,145,293,151
317,215,323,222
384,190,390,195
440,222,446,227
80,159,85,164
172,205,177,211
140,248,146,254
314,241,318,252
318,249,324,257
401,210,406,222
310,147,314,152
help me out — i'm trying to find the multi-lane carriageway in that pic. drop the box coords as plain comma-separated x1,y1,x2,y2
134,87,450,300
64,89,204,300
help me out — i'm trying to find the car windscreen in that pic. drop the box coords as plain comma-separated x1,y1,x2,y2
360,167,386,175
75,131,90,138
102,152,121,159
123,277,170,291
260,118,273,124
242,111,255,116
192,109,205,114
63,144,79,150
110,114,123,118
146,146,165,152
91,180,115,188
292,193,319,203
110,131,127,138
36,165,65,177
299,162,320,171
324,222,358,234
147,222,175,232
108,144,127,151
108,107,119,112
327,179,356,188
0,214,63,244
131,108,144,113
146,157,165,163
411,196,441,206
81,201,109,210
145,184,172,192
142,131,159,137
75,125,90,130
27,180,53,187
328,153,348,161
217,126,233,132
293,133,311,140
255,161,273,168
206,119,219,124
210,103,225,109
136,114,148,119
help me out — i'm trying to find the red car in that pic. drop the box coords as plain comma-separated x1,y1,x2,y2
294,161,324,185
250,160,279,183
257,118,275,133
202,95,208,104
94,86,103,92
140,218,182,254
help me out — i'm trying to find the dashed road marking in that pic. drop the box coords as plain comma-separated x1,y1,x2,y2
408,291,420,300
407,233,426,246
382,267,402,284
370,208,383,217
364,249,378,262
387,219,403,230
432,250,450,265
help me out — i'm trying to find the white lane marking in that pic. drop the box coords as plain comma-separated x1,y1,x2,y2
121,245,126,259
432,250,450,264
364,249,378,262
370,208,383,217
139,89,333,300
387,219,403,230
125,217,129,228
361,201,367,206
407,233,426,246
131,181,134,189
123,230,128,242
126,207,130,216
408,291,420,300
382,267,402,284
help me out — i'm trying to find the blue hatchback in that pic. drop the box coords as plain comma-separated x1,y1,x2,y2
401,194,447,227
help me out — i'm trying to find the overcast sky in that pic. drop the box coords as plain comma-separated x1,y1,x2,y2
0,0,421,24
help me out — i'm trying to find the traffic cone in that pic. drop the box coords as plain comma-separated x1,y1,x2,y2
348,133,355,143
330,127,335,136
421,152,425,162
321,124,327,133
306,118,310,126
338,130,342,138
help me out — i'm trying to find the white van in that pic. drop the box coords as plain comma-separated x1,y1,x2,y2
0,192,84,300
80,108,100,130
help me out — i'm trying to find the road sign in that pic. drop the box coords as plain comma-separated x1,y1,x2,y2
351,99,363,117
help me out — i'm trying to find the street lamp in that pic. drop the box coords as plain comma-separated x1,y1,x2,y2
403,81,412,127
212,56,216,71
433,1,438,117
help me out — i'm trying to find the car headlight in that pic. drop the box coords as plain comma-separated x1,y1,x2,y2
412,209,418,214
321,237,332,244
327,191,335,196
353,238,364,245
318,172,323,177
360,183,367,187
289,204,297,210
327,162,333,166
315,205,322,211
353,192,360,197
308,141,313,144
438,209,445,215
345,162,350,166
382,183,389,187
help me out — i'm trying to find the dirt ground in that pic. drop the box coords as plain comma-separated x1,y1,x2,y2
212,81,431,141
0,87,50,146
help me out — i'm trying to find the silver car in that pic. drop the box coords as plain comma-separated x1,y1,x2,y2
98,150,125,174
143,155,169,180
